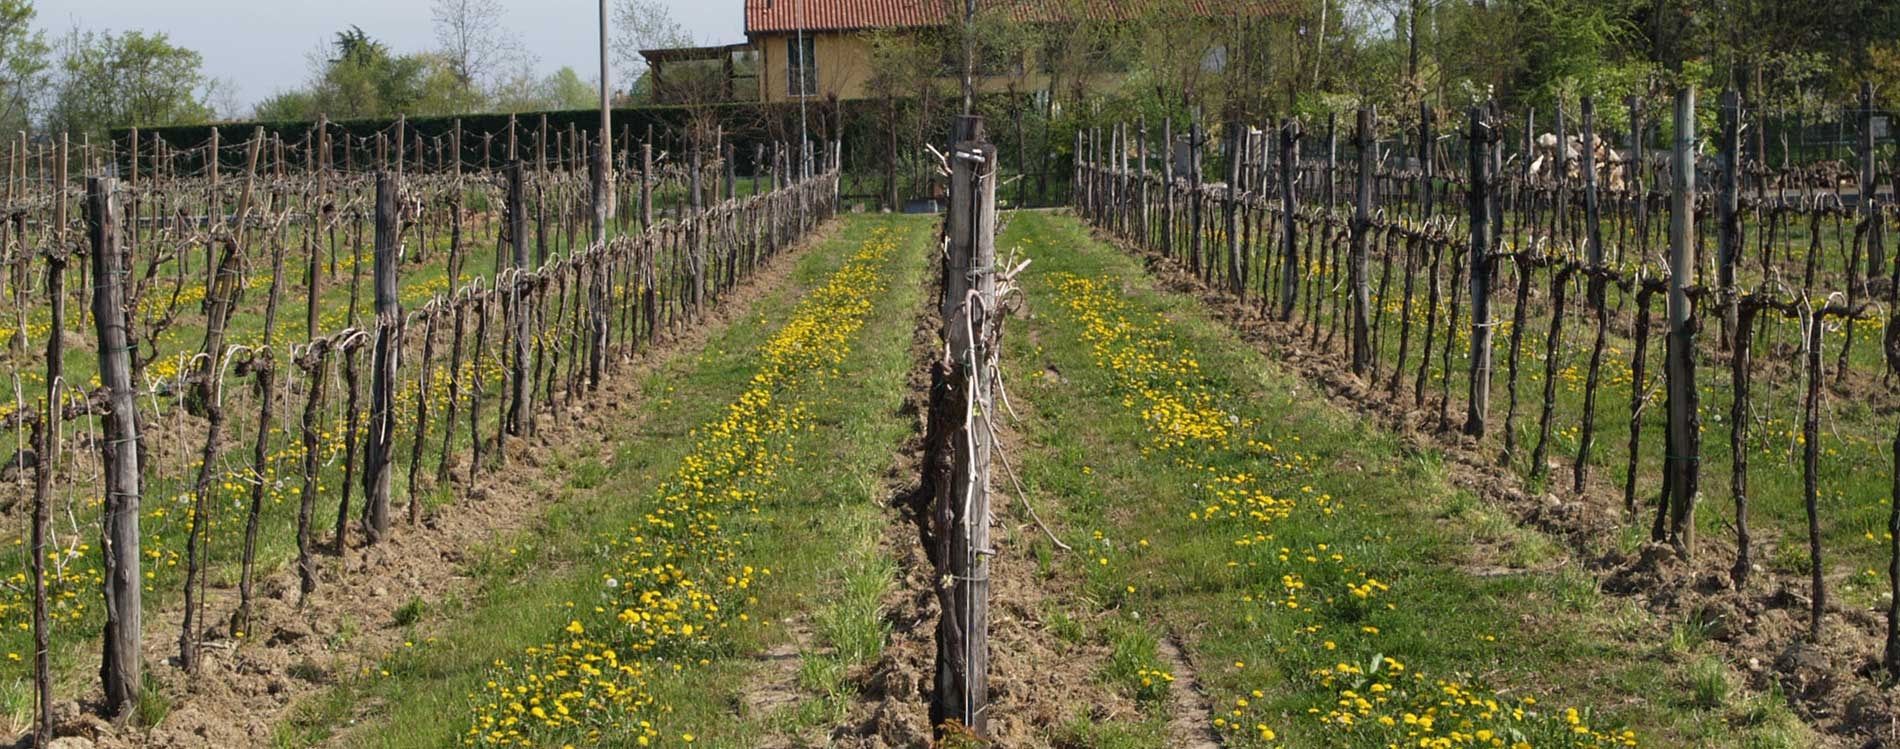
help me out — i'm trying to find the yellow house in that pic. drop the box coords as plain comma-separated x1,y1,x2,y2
744,0,1098,103
739,0,1286,103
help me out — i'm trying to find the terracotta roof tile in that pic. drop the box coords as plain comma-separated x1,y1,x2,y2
744,0,1287,35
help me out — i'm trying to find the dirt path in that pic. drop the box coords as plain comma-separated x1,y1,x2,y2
54,224,837,749
1155,635,1221,749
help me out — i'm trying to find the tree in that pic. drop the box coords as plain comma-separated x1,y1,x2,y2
432,0,523,98
492,65,597,112
0,0,46,135
47,29,215,142
611,0,691,89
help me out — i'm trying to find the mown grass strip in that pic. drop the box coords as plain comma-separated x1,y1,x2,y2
276,214,934,748
996,210,1813,748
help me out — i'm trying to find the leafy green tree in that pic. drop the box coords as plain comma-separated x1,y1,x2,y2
47,29,214,142
0,0,46,135
491,65,596,112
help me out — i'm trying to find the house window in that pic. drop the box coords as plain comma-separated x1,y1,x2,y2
787,36,817,97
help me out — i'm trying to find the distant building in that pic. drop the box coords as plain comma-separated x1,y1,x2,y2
639,0,1281,105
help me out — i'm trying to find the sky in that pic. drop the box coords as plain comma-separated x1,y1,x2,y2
35,0,746,114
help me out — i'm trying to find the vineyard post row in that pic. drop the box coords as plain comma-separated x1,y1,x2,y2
18,120,844,738
1070,84,1900,670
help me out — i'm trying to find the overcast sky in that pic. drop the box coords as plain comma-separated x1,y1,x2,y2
35,0,745,115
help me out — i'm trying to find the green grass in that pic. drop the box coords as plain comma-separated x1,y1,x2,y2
0,177,800,729
1137,196,1900,612
270,214,934,747
994,208,1817,747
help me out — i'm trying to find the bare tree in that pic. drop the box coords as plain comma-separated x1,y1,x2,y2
611,0,692,94
432,0,523,98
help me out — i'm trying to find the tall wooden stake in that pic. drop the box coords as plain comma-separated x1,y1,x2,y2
1666,87,1701,556
1464,107,1495,436
507,162,531,435
362,173,400,543
930,114,997,738
90,177,142,718
1350,108,1374,374
1278,118,1301,321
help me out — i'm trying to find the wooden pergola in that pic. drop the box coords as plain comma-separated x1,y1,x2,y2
639,43,759,104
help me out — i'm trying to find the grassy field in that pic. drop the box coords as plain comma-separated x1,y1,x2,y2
1125,190,1900,610
989,209,1812,747
271,214,934,747
0,176,813,732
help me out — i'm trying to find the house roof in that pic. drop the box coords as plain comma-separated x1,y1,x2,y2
743,0,1287,35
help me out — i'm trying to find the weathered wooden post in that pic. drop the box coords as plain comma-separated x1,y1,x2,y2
1137,116,1149,249
1863,81,1884,278
362,173,400,543
928,114,997,739
1574,95,1611,494
1420,102,1434,217
90,177,142,718
1161,117,1175,258
1464,107,1495,436
1718,89,1742,346
1227,121,1245,296
1665,87,1701,556
1629,96,1647,236
32,179,67,744
1278,118,1302,321
641,140,654,230
589,135,607,390
1350,108,1374,374
506,161,532,435
1188,122,1204,276
1324,112,1338,208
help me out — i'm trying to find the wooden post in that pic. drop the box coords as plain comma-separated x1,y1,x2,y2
1420,102,1434,217
507,161,532,435
1719,89,1742,345
362,173,400,543
1863,81,1884,277
1227,121,1244,296
593,135,609,245
1666,87,1701,555
32,186,67,745
1325,112,1338,208
641,141,654,229
1575,95,1610,494
206,127,219,280
689,142,705,312
1278,118,1301,321
1582,96,1604,270
1189,122,1204,276
1463,107,1494,436
1350,108,1374,374
930,114,996,739
89,177,141,718
1137,116,1149,248
588,136,607,390
1161,117,1174,258
1629,97,1646,235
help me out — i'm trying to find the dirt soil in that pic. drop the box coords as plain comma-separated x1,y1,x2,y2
38,222,838,749
1089,218,1897,749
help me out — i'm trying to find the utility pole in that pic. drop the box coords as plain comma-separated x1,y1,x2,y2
599,0,614,220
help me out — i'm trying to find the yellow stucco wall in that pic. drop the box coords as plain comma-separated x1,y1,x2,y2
752,30,1055,103
755,32,873,103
